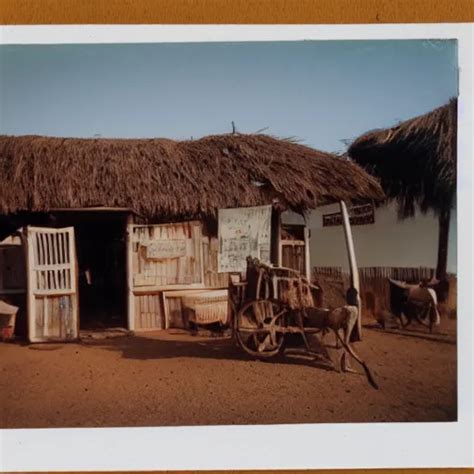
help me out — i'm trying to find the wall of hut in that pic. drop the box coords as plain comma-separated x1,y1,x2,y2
128,220,230,332
283,201,457,274
0,214,234,337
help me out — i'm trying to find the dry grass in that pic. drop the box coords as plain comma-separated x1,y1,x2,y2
348,99,457,217
0,133,383,218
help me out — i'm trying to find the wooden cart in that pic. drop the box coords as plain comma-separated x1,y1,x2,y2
230,257,332,359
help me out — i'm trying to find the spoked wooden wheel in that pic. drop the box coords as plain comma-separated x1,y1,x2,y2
236,299,286,358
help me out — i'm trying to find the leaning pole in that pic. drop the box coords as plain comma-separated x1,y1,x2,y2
339,200,362,341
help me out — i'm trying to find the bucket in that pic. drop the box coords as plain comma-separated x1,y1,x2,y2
1,325,14,342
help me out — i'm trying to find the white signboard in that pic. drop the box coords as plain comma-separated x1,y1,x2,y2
146,239,187,259
218,205,272,272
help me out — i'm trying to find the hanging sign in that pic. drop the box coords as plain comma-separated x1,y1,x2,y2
323,203,375,227
146,239,187,259
218,205,272,272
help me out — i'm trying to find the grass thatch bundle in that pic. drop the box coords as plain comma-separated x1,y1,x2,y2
348,99,457,218
0,133,383,219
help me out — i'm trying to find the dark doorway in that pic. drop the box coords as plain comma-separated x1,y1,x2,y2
54,211,129,329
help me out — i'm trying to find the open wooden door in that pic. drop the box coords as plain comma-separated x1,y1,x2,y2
25,226,79,342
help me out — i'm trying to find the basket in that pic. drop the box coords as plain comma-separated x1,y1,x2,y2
184,291,229,325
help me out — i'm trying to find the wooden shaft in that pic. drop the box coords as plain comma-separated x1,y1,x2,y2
304,226,311,280
339,200,362,339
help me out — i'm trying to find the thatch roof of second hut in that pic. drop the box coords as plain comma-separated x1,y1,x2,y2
348,99,457,217
0,133,383,218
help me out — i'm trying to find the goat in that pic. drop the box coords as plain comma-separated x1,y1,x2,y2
303,305,379,389
389,278,441,332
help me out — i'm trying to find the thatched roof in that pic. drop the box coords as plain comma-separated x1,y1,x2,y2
348,99,457,217
0,133,383,218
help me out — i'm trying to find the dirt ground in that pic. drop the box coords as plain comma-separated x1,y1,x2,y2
0,323,457,428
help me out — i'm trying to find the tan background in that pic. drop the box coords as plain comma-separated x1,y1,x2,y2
0,0,472,472
0,0,473,24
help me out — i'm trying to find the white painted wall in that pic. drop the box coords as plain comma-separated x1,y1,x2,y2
282,201,457,274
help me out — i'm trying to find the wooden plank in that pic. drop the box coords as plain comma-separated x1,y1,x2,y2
52,296,59,337
142,294,146,329
31,263,71,271
197,224,205,286
51,296,59,338
130,292,167,331
143,295,147,328
146,294,151,328
157,294,163,329
149,294,154,328
134,291,140,329
43,295,49,338
38,232,44,266
26,228,36,342
157,294,162,328
35,296,43,339
304,226,311,279
149,294,155,327
66,295,75,338
147,295,155,327
57,232,63,264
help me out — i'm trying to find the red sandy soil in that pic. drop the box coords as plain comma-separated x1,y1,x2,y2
0,324,456,428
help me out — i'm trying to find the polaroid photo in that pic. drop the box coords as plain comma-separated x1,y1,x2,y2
0,23,472,472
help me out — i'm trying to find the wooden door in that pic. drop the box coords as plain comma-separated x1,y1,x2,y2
280,225,310,278
25,226,78,342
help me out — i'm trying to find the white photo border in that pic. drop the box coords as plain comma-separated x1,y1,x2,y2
0,23,472,472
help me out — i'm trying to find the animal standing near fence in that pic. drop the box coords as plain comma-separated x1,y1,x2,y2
389,278,441,332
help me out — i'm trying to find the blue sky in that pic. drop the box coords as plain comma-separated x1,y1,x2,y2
0,40,457,153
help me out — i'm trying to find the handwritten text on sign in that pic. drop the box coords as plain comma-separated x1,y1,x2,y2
146,239,187,259
218,205,272,272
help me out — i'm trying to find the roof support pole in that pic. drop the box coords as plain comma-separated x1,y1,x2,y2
339,200,362,341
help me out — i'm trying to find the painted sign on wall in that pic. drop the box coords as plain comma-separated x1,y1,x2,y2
218,205,272,272
146,239,187,260
322,203,375,227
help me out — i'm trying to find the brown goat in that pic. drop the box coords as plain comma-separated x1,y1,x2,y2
304,305,379,389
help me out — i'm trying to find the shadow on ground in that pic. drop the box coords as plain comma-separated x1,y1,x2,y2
79,332,337,372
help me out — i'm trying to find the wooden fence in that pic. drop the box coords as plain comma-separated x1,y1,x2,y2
312,266,444,319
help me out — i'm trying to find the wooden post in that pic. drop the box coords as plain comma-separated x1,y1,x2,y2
304,226,311,280
126,213,135,331
339,201,362,340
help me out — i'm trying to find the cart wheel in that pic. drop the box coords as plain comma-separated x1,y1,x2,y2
236,299,286,359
